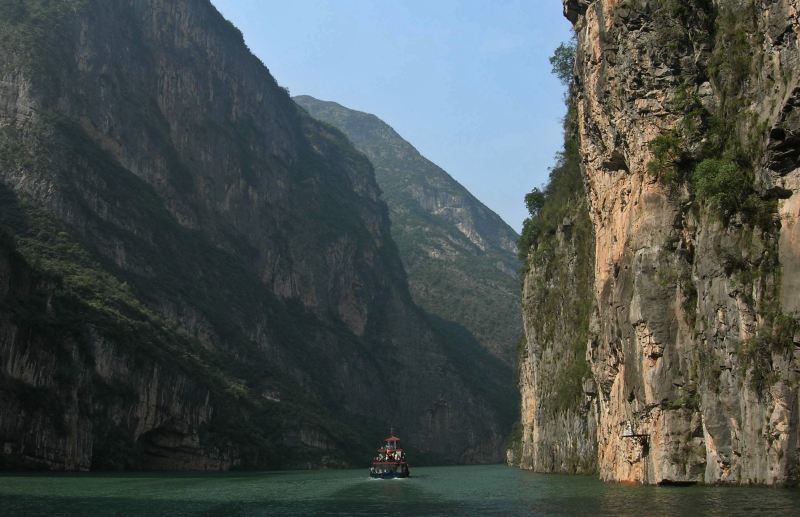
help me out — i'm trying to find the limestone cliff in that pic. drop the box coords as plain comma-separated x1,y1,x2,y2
0,0,513,470
293,95,521,366
518,0,800,485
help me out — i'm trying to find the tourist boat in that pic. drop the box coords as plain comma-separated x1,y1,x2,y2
369,432,410,479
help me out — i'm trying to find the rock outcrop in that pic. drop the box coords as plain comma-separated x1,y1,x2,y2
518,0,800,485
0,0,513,470
516,205,598,472
294,95,521,366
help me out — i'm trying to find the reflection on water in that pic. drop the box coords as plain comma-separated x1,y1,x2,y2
1,465,799,516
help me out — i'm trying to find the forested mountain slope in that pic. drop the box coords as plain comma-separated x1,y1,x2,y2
295,95,521,366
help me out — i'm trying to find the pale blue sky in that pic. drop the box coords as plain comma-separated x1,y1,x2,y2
211,1,572,232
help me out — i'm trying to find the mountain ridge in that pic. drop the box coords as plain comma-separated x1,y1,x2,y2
294,94,521,365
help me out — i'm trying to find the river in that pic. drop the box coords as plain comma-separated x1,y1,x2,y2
1,464,798,516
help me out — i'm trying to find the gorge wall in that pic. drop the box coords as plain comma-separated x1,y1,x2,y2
294,95,521,367
0,0,513,470
516,0,800,485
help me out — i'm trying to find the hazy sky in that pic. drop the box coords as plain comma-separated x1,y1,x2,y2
211,1,572,232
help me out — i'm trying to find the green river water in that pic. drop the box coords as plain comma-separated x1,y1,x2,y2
1,464,799,516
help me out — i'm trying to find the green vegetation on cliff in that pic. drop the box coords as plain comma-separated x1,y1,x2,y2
518,39,583,264
519,98,593,410
517,104,585,265
643,0,776,228
639,0,799,400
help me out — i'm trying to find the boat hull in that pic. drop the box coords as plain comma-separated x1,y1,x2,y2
369,463,410,479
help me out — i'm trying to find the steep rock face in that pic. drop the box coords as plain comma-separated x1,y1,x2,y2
0,0,512,469
565,0,800,485
293,96,521,365
516,211,598,472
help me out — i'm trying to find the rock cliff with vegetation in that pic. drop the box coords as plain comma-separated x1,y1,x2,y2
294,96,521,366
0,0,514,470
510,96,598,473
515,0,800,485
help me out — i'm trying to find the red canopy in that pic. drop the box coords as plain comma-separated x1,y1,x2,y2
384,436,400,441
